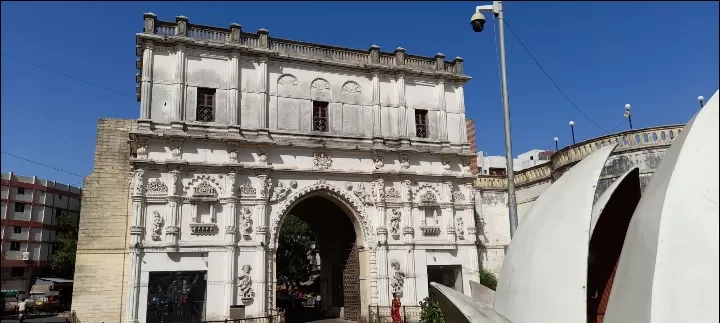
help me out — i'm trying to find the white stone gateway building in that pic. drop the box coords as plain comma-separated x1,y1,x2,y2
71,13,480,323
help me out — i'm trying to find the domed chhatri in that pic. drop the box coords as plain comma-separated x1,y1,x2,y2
431,90,719,323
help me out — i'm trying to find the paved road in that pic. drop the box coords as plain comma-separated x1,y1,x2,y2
1,314,66,323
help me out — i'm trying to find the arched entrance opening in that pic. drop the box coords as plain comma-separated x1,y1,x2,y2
273,189,366,322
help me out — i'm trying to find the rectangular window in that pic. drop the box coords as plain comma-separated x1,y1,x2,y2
312,101,329,132
10,242,21,251
17,187,25,195
196,88,216,122
10,267,24,278
13,226,22,234
14,203,25,212
415,109,429,138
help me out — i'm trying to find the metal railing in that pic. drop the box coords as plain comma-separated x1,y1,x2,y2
368,305,422,323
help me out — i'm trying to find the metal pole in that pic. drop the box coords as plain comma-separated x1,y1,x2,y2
495,1,518,238
555,141,558,151
571,126,576,144
628,116,633,129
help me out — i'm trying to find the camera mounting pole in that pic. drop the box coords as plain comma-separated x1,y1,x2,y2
474,1,519,239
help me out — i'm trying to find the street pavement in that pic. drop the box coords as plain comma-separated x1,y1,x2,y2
1,314,66,323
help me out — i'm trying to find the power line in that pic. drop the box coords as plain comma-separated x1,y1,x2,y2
501,19,611,134
2,151,86,178
1,52,135,99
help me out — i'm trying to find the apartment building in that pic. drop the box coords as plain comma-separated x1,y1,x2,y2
0,172,81,297
477,149,554,175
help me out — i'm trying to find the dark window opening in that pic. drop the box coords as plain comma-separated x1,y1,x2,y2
530,156,534,160
489,168,506,176
10,267,24,278
415,109,428,138
13,226,22,234
10,242,21,251
313,101,329,132
14,203,25,212
196,88,216,122
17,187,25,195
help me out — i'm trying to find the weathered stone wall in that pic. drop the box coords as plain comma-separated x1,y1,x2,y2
72,118,135,323
466,119,478,175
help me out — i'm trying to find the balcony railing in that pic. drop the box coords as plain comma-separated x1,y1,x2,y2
475,124,685,190
139,14,465,76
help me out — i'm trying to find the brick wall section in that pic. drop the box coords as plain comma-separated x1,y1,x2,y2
71,118,135,323
466,119,478,175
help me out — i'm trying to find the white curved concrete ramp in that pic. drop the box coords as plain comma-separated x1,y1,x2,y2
470,280,496,308
430,282,512,323
590,167,641,234
493,144,617,323
604,90,720,323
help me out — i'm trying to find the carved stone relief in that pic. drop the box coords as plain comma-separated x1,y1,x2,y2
420,191,436,203
389,209,401,239
390,260,405,296
151,210,164,241
373,154,384,169
400,154,410,170
184,174,223,197
313,153,332,170
310,78,332,101
270,180,297,202
385,187,401,199
237,264,255,302
277,74,300,96
238,181,256,196
258,176,272,199
452,190,465,203
132,168,146,196
350,183,373,205
456,216,465,240
146,178,168,194
169,138,183,159
240,207,253,237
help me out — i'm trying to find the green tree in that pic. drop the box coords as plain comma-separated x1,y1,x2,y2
479,268,498,291
419,296,445,323
51,214,78,278
276,215,316,287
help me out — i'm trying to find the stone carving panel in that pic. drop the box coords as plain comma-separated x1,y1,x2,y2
452,190,465,203
389,209,401,240
237,264,255,302
277,74,300,97
238,180,256,197
151,210,164,241
132,168,146,196
270,180,297,202
385,187,401,199
313,153,332,170
184,174,223,197
390,260,406,296
240,207,253,237
146,178,168,194
456,216,465,240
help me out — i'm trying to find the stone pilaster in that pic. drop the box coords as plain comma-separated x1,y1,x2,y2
404,244,417,305
371,70,382,142
374,178,390,305
139,42,154,122
442,180,456,242
376,245,390,306
165,169,181,251
436,78,447,141
401,179,413,243
126,168,145,323
397,73,408,141
227,52,241,127
456,82,467,144
465,183,477,243
258,55,269,132
255,173,269,314
223,172,239,318
172,43,187,129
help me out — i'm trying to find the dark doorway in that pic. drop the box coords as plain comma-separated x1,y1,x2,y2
428,265,464,294
276,195,361,322
146,271,207,323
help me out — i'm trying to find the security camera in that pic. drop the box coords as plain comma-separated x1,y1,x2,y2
471,11,486,32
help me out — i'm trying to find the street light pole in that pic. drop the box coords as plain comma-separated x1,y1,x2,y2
698,96,705,108
473,1,519,238
624,104,633,129
569,121,576,144
553,137,559,151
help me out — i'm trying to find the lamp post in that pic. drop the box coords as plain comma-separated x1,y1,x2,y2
471,1,519,238
698,96,705,108
624,104,633,129
569,121,576,144
553,137,559,151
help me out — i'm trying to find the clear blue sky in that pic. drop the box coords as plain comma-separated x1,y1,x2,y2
2,1,718,187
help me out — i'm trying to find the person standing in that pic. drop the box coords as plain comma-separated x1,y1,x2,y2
391,293,402,323
17,298,27,323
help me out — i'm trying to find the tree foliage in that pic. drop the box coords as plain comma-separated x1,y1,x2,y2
276,215,316,286
419,296,445,323
51,214,78,278
479,268,498,291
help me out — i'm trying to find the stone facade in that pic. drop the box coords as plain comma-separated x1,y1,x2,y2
475,124,685,275
72,13,481,323
71,119,136,323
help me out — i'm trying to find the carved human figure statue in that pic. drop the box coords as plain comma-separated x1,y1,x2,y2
238,265,254,299
241,207,253,235
389,209,401,236
390,260,405,293
152,211,164,237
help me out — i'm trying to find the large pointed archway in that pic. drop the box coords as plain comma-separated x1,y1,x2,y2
269,181,370,322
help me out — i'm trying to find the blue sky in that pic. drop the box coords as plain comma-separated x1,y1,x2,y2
1,1,718,187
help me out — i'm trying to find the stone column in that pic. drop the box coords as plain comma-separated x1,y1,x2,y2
126,168,146,323
258,55,269,132
165,169,181,251
464,183,477,243
255,173,270,314
400,179,416,304
455,82,467,144
371,70,382,143
223,172,239,318
436,77,447,141
442,180,456,242
228,51,241,127
172,43,187,129
397,73,408,141
140,41,154,121
374,178,390,305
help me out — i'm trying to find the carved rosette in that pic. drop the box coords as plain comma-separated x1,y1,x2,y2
313,153,332,170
